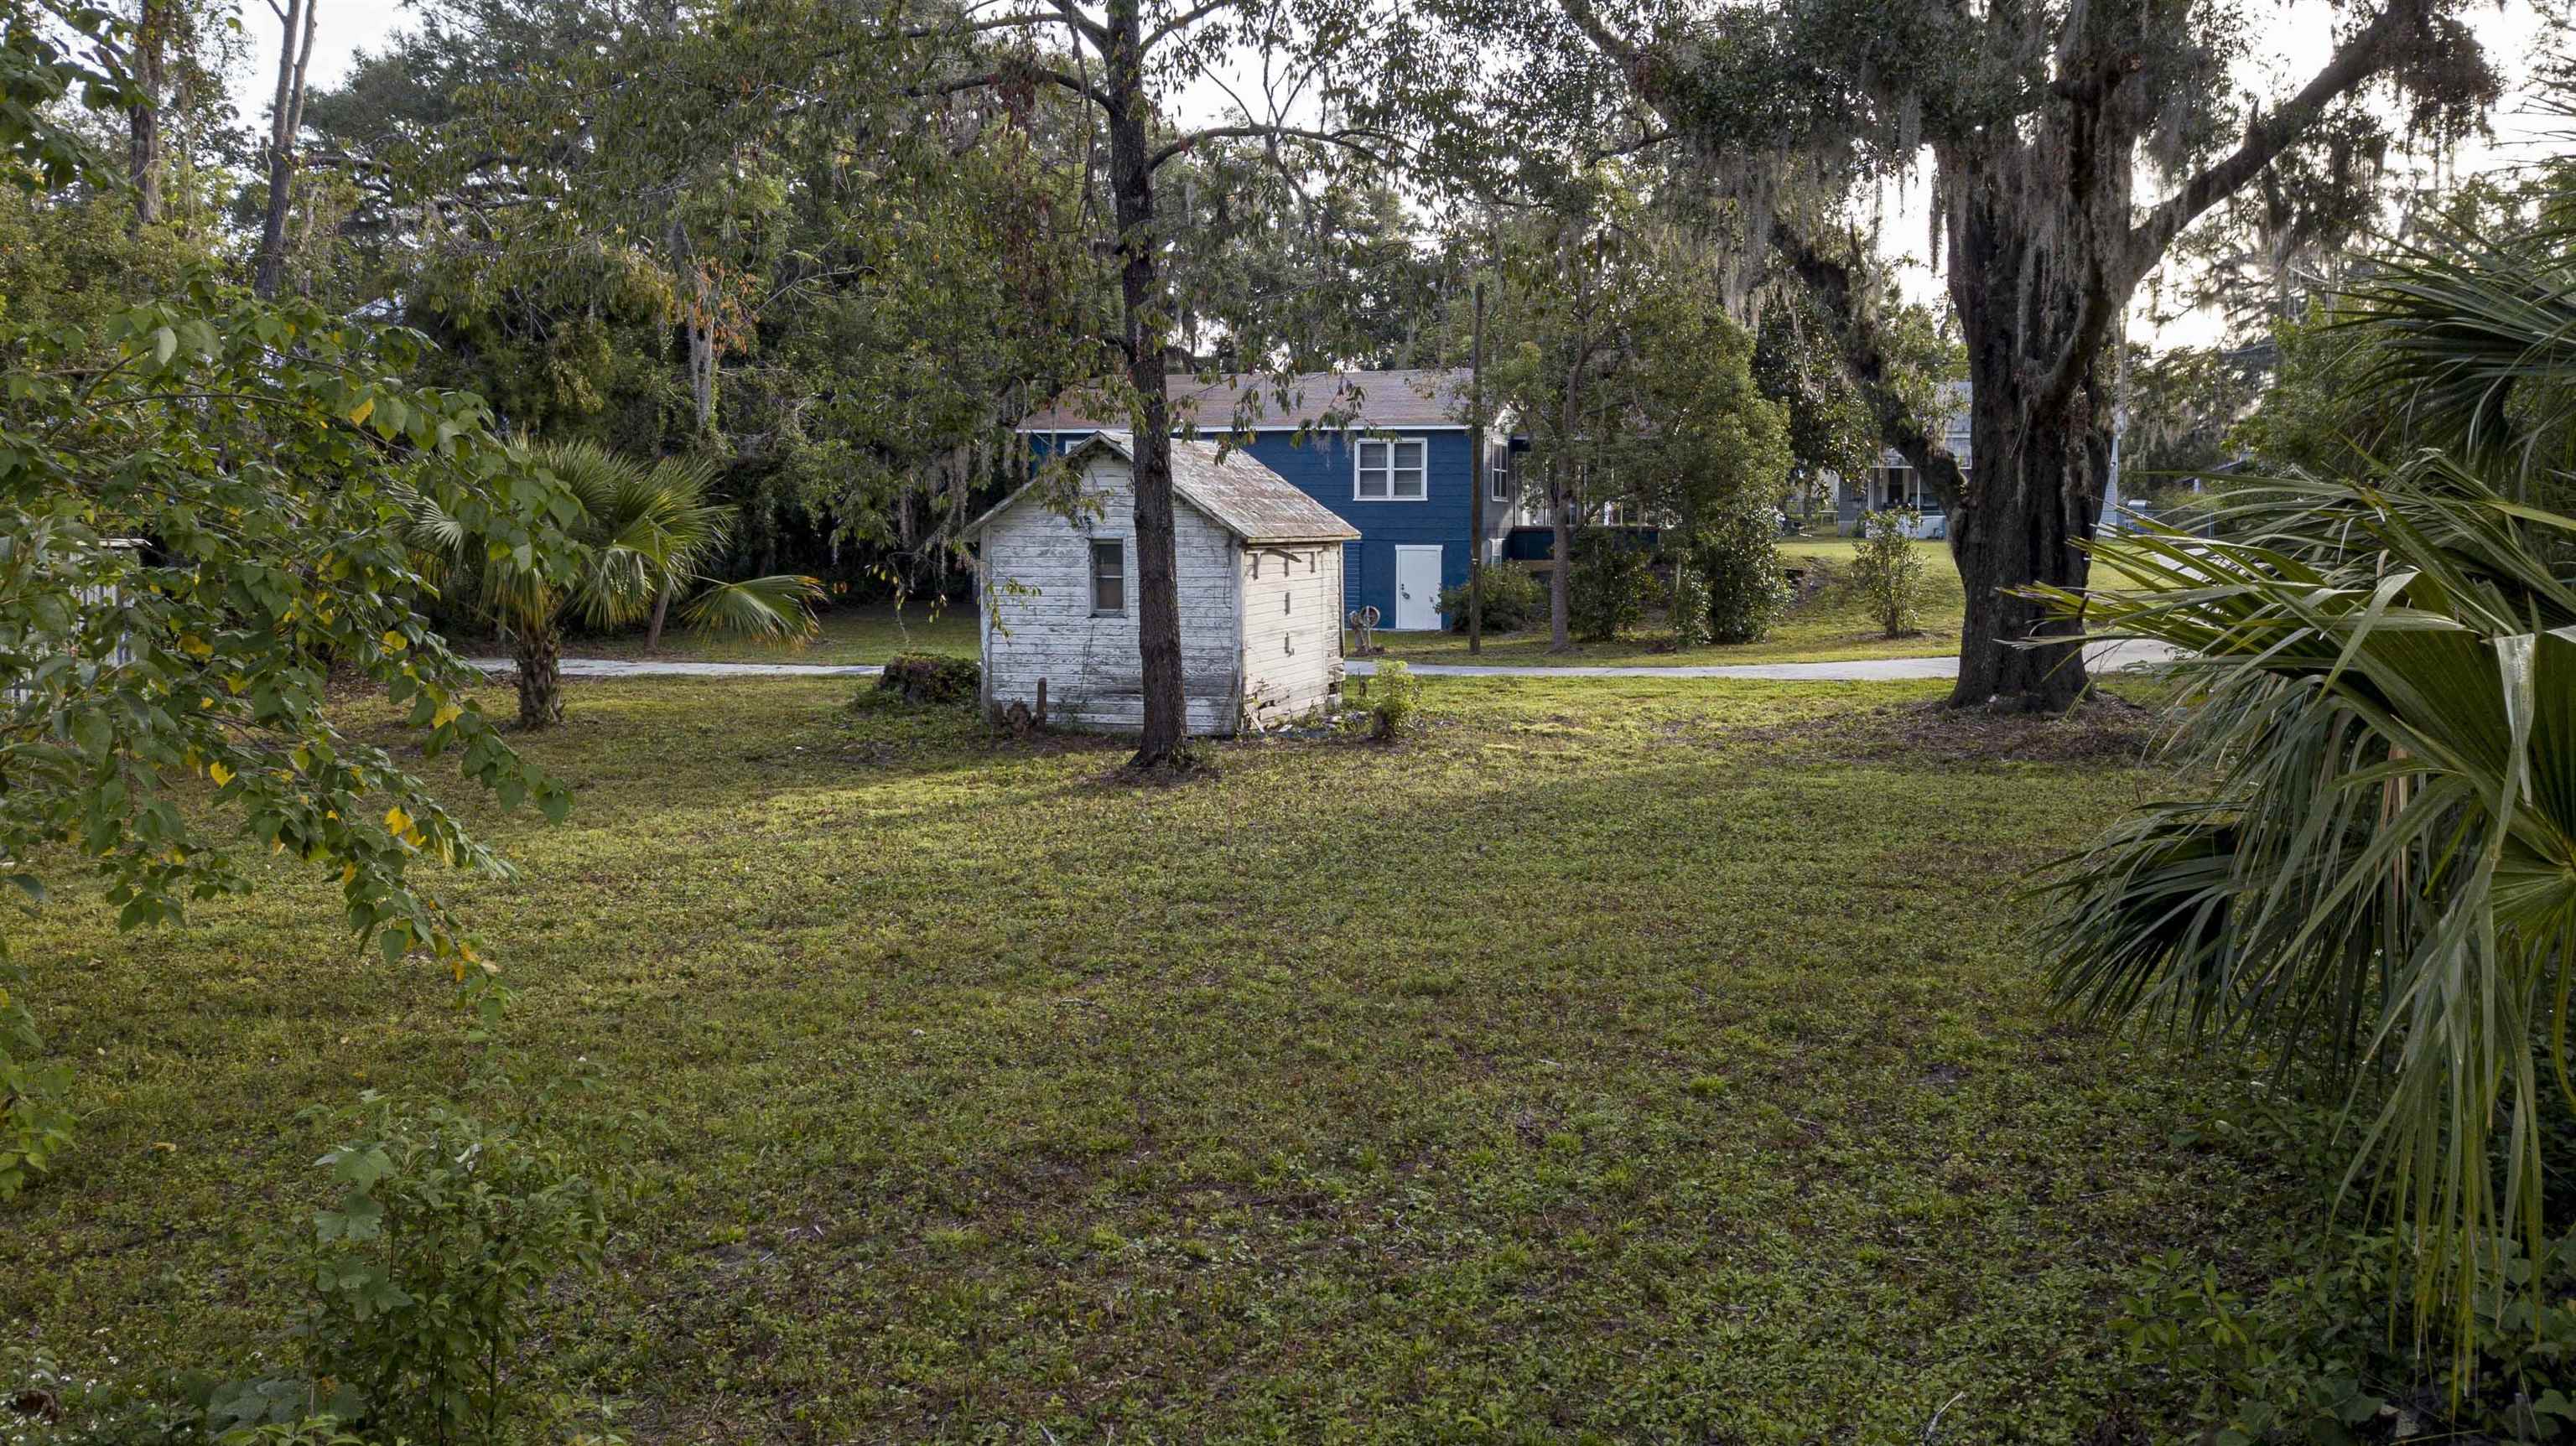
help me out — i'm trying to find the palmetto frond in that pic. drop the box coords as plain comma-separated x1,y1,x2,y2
678,574,826,640
2344,221,2576,495
398,441,818,655
2030,463,2576,1346
397,468,562,636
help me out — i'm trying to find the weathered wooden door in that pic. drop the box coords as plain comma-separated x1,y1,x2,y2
1393,545,1442,631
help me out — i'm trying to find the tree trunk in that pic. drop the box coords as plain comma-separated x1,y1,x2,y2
1102,0,1188,769
1559,0,2438,713
514,625,564,729
664,217,719,434
253,0,316,300
688,311,718,433
644,583,674,653
1547,472,1571,650
125,0,164,231
1467,281,1485,654
1547,314,1589,651
1670,495,1697,645
1943,204,2113,713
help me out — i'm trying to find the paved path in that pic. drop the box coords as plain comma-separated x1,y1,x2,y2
1353,638,2176,681
468,657,885,678
469,639,2174,685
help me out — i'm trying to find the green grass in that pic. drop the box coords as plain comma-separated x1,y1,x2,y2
559,541,2127,673
2,676,2257,1442
547,599,983,666
560,543,1969,672
1381,539,1966,667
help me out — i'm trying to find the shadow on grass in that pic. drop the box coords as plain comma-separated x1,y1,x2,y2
4,672,2222,1445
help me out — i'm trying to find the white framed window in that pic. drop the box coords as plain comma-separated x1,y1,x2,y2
1355,438,1427,500
1876,466,1943,513
1488,446,1513,503
1090,538,1125,614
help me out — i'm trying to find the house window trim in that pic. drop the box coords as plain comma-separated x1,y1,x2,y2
1875,465,1945,515
1089,537,1127,616
1353,436,1429,502
1488,447,1512,504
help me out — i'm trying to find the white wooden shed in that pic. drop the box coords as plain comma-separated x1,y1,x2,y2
966,433,1361,735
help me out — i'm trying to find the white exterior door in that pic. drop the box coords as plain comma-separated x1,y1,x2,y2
1393,545,1443,631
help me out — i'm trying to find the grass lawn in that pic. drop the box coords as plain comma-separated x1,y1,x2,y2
2,675,2257,1442
1379,538,1966,668
553,540,2133,674
567,541,1971,672
538,600,984,666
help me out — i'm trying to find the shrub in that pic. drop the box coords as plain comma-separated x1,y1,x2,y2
1694,500,1790,645
299,1094,608,1446
1665,559,1710,648
875,651,980,707
1358,660,1422,741
1851,509,1930,637
0,963,74,1201
2114,1227,2576,1443
1436,563,1545,634
1567,530,1656,641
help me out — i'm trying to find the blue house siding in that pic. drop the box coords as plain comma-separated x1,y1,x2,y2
1026,428,1478,628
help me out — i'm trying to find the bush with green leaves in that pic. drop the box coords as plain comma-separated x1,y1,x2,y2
1567,530,1657,641
1850,509,1930,636
298,1094,608,1446
2035,466,2576,1358
209,1421,376,1446
2113,1231,2576,1444
1665,559,1710,648
1356,660,1423,741
0,963,72,1200
875,650,981,707
1436,564,1545,634
1,36,579,1193
1693,500,1789,645
2029,160,2576,1417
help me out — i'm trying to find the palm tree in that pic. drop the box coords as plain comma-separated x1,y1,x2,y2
412,441,822,727
2028,190,2576,1346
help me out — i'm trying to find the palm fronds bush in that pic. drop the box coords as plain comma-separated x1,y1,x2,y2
2033,467,2576,1344
411,441,823,726
2028,159,2576,1348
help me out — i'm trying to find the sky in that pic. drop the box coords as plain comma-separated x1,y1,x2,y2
239,0,2565,351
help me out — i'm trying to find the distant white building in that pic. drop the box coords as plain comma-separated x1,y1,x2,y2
1831,381,1973,539
964,433,1360,735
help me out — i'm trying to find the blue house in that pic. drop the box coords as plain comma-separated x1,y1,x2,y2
1018,369,1513,630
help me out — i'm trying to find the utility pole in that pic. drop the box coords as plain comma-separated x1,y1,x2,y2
1467,280,1486,654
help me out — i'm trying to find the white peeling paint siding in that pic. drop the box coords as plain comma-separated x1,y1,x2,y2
1235,542,1345,728
977,458,1244,734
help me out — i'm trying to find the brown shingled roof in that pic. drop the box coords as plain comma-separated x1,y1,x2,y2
965,434,1358,547
1017,368,1472,433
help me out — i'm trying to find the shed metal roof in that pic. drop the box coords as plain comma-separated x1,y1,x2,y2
967,433,1359,547
1017,368,1472,433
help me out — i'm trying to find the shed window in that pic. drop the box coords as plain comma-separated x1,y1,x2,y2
1090,539,1125,614
1356,438,1426,500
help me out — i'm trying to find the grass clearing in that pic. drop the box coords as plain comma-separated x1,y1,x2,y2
1380,538,1966,667
557,542,1976,672
532,600,984,666
4,675,2254,1442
